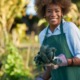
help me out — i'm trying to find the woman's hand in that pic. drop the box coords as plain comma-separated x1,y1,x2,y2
36,64,53,80
45,63,59,69
35,63,59,80
53,54,68,66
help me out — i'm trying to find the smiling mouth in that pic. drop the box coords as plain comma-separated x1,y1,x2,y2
50,18,58,21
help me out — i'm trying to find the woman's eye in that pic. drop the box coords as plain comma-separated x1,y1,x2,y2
55,10,60,12
47,10,51,13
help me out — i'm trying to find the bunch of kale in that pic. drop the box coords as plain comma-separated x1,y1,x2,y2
34,45,60,66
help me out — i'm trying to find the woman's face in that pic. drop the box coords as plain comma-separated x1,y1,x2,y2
45,3,63,27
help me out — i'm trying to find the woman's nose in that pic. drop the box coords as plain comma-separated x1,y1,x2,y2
51,11,56,16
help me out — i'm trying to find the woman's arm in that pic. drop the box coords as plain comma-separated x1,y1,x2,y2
36,65,52,80
68,57,80,66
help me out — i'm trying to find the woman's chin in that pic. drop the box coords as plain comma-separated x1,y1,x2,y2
50,23,59,27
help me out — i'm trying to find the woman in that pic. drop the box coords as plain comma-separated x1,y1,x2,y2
35,0,80,80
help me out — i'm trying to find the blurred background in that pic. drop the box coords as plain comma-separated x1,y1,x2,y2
0,0,80,80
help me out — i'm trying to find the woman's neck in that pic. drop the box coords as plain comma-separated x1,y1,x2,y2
49,25,58,32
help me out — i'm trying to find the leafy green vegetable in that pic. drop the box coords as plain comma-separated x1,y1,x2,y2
34,45,56,66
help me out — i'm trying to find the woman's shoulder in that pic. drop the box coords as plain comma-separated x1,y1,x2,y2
63,21,77,28
63,21,80,34
63,21,79,31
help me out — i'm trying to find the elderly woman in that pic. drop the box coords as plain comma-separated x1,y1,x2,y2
35,0,80,80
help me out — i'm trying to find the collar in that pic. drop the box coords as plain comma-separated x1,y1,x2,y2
47,19,65,34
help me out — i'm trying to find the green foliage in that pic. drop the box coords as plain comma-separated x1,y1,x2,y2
0,0,28,49
64,3,79,22
0,0,27,32
1,42,33,80
34,45,56,66
72,0,80,10
38,19,48,27
4,43,23,75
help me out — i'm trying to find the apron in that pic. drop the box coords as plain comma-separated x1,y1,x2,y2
42,21,80,80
